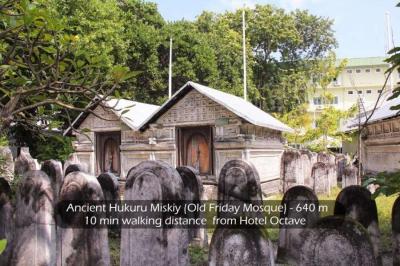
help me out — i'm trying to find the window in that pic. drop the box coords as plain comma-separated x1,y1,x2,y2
332,96,338,104
358,90,362,94
365,69,370,73
347,69,353,73
348,90,353,95
356,69,361,73
366,90,372,94
376,68,381,72
378,90,382,93
313,97,322,105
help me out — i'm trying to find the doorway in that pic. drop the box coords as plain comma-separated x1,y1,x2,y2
96,131,121,176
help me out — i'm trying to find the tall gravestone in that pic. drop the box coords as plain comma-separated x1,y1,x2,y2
121,160,189,266
281,150,301,192
277,185,320,264
57,171,110,266
317,152,337,189
300,150,313,188
300,216,377,266
0,177,13,265
176,166,207,247
209,159,273,265
41,160,63,201
63,153,88,175
342,165,358,188
0,147,14,181
392,195,400,266
14,147,39,176
64,163,85,177
311,162,329,195
97,172,119,201
334,185,381,263
10,170,56,265
335,154,347,182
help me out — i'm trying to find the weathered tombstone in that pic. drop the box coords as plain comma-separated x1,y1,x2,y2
300,216,377,266
300,150,313,188
0,146,14,181
334,185,381,263
281,150,301,192
392,195,400,266
335,154,347,182
57,171,110,266
63,153,88,175
277,185,320,264
342,165,358,188
177,166,207,247
64,163,85,177
14,147,39,176
10,170,56,265
209,227,274,266
311,162,330,195
218,159,262,202
97,172,119,201
41,159,63,200
318,152,337,188
121,160,189,266
0,177,13,265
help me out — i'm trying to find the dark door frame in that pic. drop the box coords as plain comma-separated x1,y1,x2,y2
95,131,121,176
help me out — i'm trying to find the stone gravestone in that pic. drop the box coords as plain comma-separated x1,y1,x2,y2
0,177,13,265
57,171,110,266
277,185,320,264
335,154,347,182
392,195,400,266
300,150,313,187
318,152,337,189
209,227,274,266
0,146,14,181
14,147,39,176
63,153,88,175
64,163,85,177
334,185,381,263
311,162,330,195
281,150,301,192
342,165,358,188
41,160,63,201
300,216,377,266
10,170,56,265
176,166,207,247
121,160,189,266
97,172,120,201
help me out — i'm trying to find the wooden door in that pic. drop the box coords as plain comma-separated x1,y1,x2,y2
96,132,121,176
178,127,212,175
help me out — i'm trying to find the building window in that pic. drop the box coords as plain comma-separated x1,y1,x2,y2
313,97,322,105
376,68,381,72
358,90,362,94
356,69,361,73
347,69,352,73
366,90,372,94
348,90,353,95
332,96,338,104
378,90,382,93
365,69,370,73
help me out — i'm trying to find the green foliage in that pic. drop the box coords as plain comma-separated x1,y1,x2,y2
189,245,208,266
363,171,400,198
278,104,313,144
0,239,7,255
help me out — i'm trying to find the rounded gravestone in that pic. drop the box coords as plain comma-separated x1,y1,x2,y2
392,195,400,265
57,171,110,266
282,150,301,192
41,159,63,200
10,170,56,266
121,160,188,266
64,163,85,177
277,185,320,264
311,162,329,195
209,227,274,266
334,185,381,263
342,165,358,188
0,177,13,265
97,172,119,201
218,159,262,202
300,216,377,266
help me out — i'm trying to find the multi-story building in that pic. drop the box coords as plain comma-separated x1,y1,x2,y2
308,57,397,115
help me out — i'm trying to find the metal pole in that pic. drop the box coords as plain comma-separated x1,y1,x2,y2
242,9,247,101
169,38,173,99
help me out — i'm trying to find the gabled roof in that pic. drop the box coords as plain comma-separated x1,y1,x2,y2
139,81,293,132
337,57,388,68
64,98,159,135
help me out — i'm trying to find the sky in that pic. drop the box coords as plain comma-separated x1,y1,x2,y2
151,0,400,59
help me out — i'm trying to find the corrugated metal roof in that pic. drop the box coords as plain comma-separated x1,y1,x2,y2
338,57,388,68
139,81,293,132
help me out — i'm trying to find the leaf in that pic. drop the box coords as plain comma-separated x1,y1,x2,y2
0,239,7,255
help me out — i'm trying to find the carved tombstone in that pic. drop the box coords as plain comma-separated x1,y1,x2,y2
14,147,39,176
64,163,85,177
300,216,377,266
57,171,110,266
318,152,337,188
218,159,262,202
342,165,358,188
300,150,313,188
0,147,14,181
335,154,347,182
41,160,63,201
97,172,119,201
334,186,381,263
63,153,88,175
282,150,301,192
10,170,56,265
209,227,274,266
121,160,189,266
176,166,207,247
0,177,13,265
392,195,400,266
277,186,320,264
311,162,330,195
